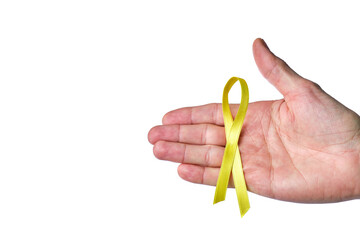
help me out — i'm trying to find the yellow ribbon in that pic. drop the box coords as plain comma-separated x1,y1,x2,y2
213,77,250,217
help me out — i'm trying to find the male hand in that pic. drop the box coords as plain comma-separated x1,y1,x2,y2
148,39,360,203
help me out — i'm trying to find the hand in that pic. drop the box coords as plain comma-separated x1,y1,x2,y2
148,38,360,203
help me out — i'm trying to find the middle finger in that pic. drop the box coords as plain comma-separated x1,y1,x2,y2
153,141,224,167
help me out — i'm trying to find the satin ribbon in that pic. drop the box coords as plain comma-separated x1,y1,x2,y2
213,77,250,217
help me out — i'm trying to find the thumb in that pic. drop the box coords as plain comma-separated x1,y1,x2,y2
253,38,307,97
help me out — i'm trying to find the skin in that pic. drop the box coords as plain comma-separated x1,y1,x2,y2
148,38,360,203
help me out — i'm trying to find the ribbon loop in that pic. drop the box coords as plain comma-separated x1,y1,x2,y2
213,77,250,217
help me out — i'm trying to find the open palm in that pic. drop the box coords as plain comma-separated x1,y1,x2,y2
148,39,360,203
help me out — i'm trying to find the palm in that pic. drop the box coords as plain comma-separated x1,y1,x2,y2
238,92,360,202
148,39,360,202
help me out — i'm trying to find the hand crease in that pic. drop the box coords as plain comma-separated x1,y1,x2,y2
215,103,221,125
273,108,309,189
261,111,275,199
201,166,205,185
201,124,209,145
204,145,211,167
190,107,194,125
178,124,181,142
182,143,187,164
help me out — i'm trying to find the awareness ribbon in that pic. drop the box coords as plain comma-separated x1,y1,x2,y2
213,77,250,217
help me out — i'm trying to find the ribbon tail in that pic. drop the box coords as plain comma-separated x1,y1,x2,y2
232,148,250,217
213,143,235,204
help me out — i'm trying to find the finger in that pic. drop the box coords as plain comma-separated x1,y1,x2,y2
177,164,234,188
162,103,250,126
148,124,226,146
153,141,224,167
162,103,225,125
252,38,309,97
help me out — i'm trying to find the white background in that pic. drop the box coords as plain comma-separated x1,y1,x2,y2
0,0,359,239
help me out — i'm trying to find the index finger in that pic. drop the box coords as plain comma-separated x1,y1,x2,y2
162,103,241,126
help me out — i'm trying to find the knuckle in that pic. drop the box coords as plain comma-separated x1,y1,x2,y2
204,146,212,166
